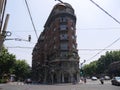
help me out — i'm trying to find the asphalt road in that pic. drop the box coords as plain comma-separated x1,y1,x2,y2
0,80,120,90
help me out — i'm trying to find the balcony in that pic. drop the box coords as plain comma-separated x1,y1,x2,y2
49,57,79,63
60,47,68,50
59,25,68,31
53,8,75,16
60,34,68,41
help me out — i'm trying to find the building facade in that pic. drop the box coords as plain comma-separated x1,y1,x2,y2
32,2,80,84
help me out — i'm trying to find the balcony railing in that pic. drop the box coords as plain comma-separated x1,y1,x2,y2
54,9,74,16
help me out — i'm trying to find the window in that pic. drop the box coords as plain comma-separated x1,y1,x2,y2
54,45,56,49
60,43,68,50
54,37,56,40
60,25,67,30
53,28,56,31
66,8,74,14
63,17,67,22
60,34,68,40
60,52,68,57
72,44,76,49
72,35,76,39
55,9,59,14
45,44,47,48
71,27,74,30
40,36,44,40
59,17,67,22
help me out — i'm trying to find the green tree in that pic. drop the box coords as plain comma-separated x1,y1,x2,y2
0,47,16,76
83,50,120,76
14,60,31,81
0,46,31,82
83,61,97,76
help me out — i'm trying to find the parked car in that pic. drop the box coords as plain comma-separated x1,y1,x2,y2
111,76,120,86
24,78,32,84
91,76,97,81
104,76,111,80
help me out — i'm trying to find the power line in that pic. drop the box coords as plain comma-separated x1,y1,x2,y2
9,27,120,32
79,49,120,51
84,0,120,63
24,0,38,39
87,37,120,61
90,0,120,25
6,46,120,51
79,27,120,30
7,46,33,49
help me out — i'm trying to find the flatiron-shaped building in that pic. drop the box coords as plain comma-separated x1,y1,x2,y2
32,2,80,84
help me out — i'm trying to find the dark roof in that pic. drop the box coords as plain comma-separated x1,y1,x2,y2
54,2,73,9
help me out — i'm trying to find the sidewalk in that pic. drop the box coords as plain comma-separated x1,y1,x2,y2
8,82,24,85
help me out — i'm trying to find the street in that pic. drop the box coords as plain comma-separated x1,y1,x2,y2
0,80,120,90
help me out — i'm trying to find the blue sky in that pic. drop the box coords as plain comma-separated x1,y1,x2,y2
4,0,120,66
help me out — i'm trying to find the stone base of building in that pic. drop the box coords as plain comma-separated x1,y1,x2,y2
32,61,80,84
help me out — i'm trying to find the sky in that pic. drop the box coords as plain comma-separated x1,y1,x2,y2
4,0,120,66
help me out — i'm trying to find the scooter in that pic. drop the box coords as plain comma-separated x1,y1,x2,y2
100,78,104,84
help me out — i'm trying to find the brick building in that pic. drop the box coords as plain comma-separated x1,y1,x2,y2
32,2,80,84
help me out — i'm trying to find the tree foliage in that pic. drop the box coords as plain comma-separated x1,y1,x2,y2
0,47,31,81
14,60,31,80
0,47,16,75
83,51,120,76
83,61,97,76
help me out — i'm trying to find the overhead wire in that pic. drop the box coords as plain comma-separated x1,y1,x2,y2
6,46,120,51
24,0,38,39
5,0,120,62
79,49,120,51
7,46,33,49
9,27,120,32
81,0,120,63
79,27,120,30
87,37,120,62
90,0,120,25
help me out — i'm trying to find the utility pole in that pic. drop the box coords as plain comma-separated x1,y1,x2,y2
0,0,10,52
0,14,10,50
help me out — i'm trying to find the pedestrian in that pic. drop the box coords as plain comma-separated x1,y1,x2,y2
84,77,87,83
100,77,104,84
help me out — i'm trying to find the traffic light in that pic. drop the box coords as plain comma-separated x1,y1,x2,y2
28,35,31,42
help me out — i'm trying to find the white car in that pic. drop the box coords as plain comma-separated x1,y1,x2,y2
104,76,110,80
91,76,97,80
